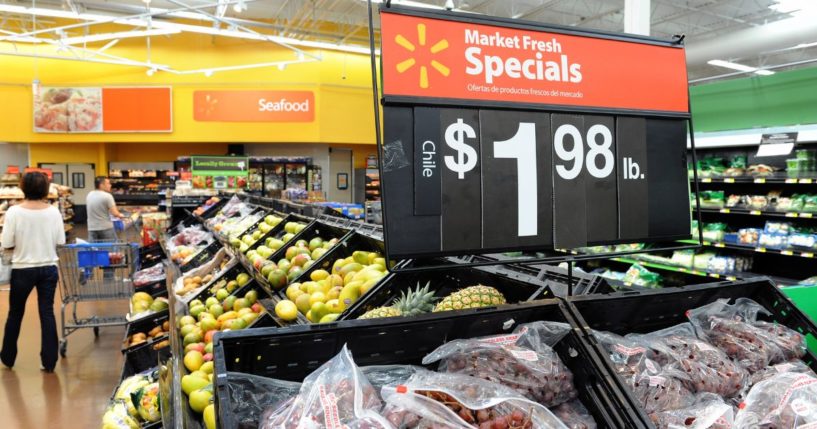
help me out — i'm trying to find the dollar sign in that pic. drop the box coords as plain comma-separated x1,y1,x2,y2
444,118,478,179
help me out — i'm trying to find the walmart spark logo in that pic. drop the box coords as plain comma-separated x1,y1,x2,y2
394,23,449,89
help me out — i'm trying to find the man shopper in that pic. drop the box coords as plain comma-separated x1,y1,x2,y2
1,172,65,372
87,176,124,242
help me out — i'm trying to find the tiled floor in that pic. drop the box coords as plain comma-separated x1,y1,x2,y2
1,224,131,428
0,293,128,428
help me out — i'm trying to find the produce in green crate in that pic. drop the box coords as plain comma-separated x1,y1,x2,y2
433,285,506,312
358,282,437,319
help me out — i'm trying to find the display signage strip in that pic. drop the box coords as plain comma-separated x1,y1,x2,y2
33,86,172,133
377,6,693,260
193,90,315,123
380,10,689,114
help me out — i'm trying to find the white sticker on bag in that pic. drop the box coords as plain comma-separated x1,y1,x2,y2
614,344,646,356
792,398,814,417
506,348,538,362
648,376,666,387
645,359,659,375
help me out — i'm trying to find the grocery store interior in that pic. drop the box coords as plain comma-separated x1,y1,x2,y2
2,0,817,428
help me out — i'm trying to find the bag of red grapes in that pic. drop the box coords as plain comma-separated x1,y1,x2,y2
627,322,749,398
687,298,807,372
734,372,817,428
593,331,694,414
649,393,734,429
381,369,568,429
548,400,596,429
259,345,393,429
421,321,578,407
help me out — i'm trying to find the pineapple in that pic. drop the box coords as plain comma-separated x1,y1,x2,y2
358,282,437,320
433,285,506,312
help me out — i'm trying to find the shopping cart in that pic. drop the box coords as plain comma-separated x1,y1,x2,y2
56,241,139,357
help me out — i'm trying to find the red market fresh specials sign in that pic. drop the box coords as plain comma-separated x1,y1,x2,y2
381,11,689,114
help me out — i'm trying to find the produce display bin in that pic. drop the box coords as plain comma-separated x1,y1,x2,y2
186,263,252,304
139,243,165,269
243,212,314,255
180,241,222,273
212,300,637,429
780,285,817,353
122,311,169,353
565,278,817,428
264,231,388,326
342,258,554,320
246,220,354,295
135,279,168,299
198,197,229,220
186,276,277,330
457,254,613,296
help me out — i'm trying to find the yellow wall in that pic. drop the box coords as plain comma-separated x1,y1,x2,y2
0,33,377,145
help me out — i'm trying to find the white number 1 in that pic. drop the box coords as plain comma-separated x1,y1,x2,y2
494,123,537,237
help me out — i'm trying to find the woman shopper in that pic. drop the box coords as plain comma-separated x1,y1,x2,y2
0,172,65,372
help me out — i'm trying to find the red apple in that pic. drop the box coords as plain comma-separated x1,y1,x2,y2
203,353,214,362
251,303,263,313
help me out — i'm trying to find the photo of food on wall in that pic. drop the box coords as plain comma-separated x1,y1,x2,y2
34,87,103,133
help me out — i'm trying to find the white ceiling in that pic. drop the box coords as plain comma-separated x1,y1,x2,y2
2,0,816,81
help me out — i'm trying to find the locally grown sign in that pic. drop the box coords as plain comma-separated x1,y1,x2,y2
190,156,249,189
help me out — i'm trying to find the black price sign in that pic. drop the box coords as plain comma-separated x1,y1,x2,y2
378,7,692,259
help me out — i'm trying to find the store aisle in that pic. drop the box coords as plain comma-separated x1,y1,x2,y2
0,291,127,428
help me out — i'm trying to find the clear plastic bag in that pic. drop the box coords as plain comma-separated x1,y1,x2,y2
363,365,422,392
749,360,815,386
259,345,392,429
381,369,568,429
734,372,817,428
648,393,734,429
628,323,748,398
687,298,806,371
549,400,597,429
593,331,692,414
422,322,577,407
133,264,165,287
228,372,302,429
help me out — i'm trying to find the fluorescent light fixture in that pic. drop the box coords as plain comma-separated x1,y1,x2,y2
61,28,180,45
204,70,213,77
708,59,775,76
233,0,247,13
360,0,455,10
770,0,817,15
0,4,377,55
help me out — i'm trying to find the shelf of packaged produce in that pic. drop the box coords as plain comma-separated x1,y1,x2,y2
610,256,740,281
691,176,817,184
697,207,817,219
700,240,815,258
607,256,799,285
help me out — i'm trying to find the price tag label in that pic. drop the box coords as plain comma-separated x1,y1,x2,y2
799,179,813,184
701,178,712,183
720,208,731,213
781,250,794,256
786,212,800,218
724,178,735,183
754,178,766,184
786,178,798,184
802,213,814,218
756,247,767,253
378,7,691,258
714,243,725,248
802,252,814,258
750,210,761,215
